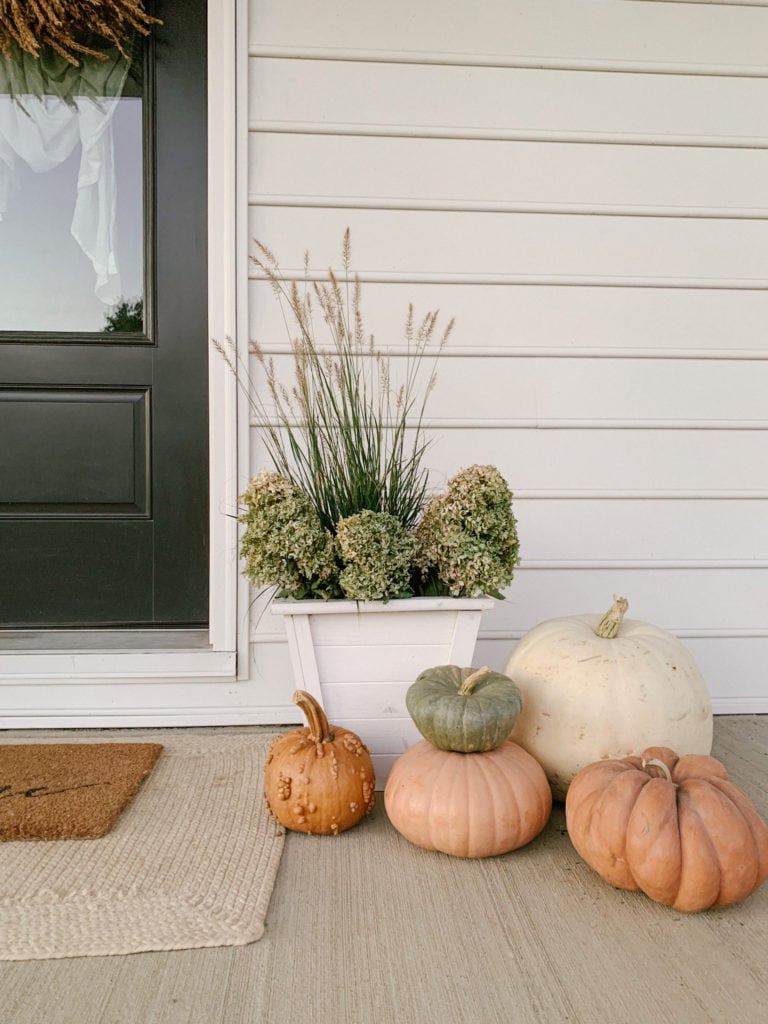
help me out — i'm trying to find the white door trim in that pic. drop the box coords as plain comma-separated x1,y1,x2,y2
0,0,254,726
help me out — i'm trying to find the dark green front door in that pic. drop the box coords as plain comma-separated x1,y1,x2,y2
0,3,209,627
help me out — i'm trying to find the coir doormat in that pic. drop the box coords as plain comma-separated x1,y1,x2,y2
0,742,163,841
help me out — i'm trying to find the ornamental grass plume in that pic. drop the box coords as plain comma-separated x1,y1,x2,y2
415,465,520,599
231,230,453,535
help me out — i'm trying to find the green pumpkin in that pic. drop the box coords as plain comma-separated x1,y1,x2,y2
406,665,523,753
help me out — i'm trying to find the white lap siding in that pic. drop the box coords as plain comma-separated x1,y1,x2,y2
246,0,768,712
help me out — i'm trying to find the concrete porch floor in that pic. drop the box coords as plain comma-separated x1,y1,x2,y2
1,714,766,1024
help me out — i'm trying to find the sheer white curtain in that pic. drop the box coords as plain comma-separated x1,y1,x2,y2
0,47,130,305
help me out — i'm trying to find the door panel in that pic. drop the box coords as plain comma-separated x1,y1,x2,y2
3,522,155,623
0,388,149,514
0,2,209,627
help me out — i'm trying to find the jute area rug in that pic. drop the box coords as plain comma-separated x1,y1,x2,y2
0,732,286,961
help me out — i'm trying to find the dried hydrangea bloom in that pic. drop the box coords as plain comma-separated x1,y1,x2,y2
239,471,340,599
415,464,520,598
335,510,418,602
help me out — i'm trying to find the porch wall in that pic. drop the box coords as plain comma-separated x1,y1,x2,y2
245,0,768,712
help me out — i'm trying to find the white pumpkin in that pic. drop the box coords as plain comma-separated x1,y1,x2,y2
504,597,713,801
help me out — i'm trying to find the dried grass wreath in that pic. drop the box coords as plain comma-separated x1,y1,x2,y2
0,1,161,65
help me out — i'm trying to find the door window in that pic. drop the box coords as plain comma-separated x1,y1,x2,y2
0,44,144,334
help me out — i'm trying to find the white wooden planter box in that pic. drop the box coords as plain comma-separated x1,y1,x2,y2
274,596,493,787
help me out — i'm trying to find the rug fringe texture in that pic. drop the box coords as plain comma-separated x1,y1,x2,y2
0,733,286,960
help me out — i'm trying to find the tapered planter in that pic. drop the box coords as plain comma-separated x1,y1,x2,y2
274,596,494,788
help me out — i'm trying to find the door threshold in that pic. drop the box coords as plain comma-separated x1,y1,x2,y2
0,629,212,653
0,625,237,697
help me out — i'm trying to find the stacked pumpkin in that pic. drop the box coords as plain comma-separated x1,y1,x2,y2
384,665,552,858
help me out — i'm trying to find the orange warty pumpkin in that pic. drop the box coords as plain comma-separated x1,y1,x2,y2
264,690,376,835
565,745,768,912
384,739,552,858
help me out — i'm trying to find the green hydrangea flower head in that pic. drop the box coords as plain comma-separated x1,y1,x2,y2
335,509,418,602
415,464,519,598
239,470,340,599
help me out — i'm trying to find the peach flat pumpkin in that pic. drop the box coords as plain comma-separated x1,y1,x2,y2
384,738,551,858
565,745,768,911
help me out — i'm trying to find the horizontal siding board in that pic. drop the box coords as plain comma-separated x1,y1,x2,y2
246,356,768,424
247,208,768,283
248,280,768,356
249,59,768,143
514,500,767,563
478,568,765,634
682,637,768,703
249,427,767,493
249,0,768,72
427,428,767,493
248,135,768,213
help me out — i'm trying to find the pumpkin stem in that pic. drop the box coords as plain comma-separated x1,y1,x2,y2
594,596,629,639
642,757,673,782
292,690,333,742
457,666,491,696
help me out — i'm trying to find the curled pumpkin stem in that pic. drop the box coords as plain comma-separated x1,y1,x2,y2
457,666,491,696
642,757,673,782
292,689,333,743
595,596,629,639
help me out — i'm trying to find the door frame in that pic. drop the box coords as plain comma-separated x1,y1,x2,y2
0,0,276,725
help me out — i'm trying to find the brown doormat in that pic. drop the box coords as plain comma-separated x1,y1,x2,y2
0,743,163,841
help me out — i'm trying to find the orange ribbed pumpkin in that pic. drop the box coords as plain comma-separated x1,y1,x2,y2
384,739,551,858
565,745,768,912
